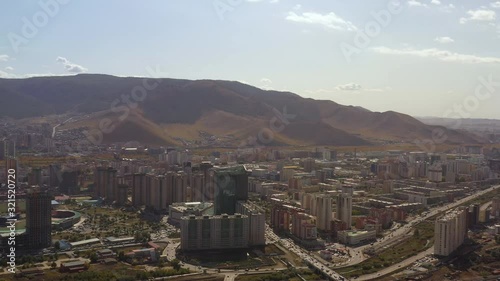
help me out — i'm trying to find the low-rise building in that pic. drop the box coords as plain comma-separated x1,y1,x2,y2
338,230,376,245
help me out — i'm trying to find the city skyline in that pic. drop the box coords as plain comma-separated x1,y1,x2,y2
0,0,499,118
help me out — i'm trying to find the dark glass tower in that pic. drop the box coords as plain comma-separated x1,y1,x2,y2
26,189,52,248
213,166,249,215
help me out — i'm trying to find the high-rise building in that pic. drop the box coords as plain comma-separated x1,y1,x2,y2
434,207,467,256
4,158,18,184
148,175,170,211
180,213,249,251
60,171,79,195
492,197,500,218
271,205,290,232
117,184,128,206
236,202,266,246
467,204,480,228
213,166,249,215
189,173,205,202
336,186,353,230
28,168,43,187
174,172,188,203
132,173,146,206
303,158,315,173
316,196,333,231
291,212,317,240
49,164,61,188
26,189,52,248
199,162,214,201
94,167,117,201
1,139,16,160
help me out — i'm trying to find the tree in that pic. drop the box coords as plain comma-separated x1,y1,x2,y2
170,259,181,271
54,241,61,251
118,251,125,261
89,252,98,263
51,261,57,269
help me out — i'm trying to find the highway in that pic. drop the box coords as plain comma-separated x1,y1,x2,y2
352,184,500,280
357,247,434,281
265,225,346,280
341,184,500,269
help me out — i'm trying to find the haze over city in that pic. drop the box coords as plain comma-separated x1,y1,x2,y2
1,1,500,281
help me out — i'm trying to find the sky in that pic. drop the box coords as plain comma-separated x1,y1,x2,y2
0,0,499,119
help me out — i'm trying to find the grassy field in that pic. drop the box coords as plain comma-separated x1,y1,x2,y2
166,274,225,281
336,221,435,279
1,262,190,281
0,199,26,212
235,269,321,281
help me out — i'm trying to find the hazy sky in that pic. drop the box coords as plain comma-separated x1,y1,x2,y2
0,0,499,119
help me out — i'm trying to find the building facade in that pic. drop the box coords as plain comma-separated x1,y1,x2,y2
434,207,467,256
26,189,52,248
336,186,353,229
180,214,249,251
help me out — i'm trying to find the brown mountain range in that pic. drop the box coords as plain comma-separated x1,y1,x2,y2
0,74,485,147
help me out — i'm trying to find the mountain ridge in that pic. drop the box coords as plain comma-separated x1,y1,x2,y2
0,74,486,147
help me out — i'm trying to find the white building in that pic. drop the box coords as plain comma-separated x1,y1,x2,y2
316,196,333,231
236,202,266,246
336,186,353,229
428,164,442,182
434,207,467,256
338,230,376,245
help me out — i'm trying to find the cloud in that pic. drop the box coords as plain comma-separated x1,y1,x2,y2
260,78,273,84
285,11,357,31
372,46,500,64
0,54,9,62
4,66,14,71
0,71,15,78
460,9,496,24
434,36,454,44
306,85,389,94
259,78,273,90
431,0,441,5
491,2,500,9
439,3,455,13
56,56,88,73
408,0,428,8
336,83,362,91
0,71,69,79
293,4,301,10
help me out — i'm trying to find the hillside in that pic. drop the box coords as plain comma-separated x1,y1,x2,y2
0,74,486,147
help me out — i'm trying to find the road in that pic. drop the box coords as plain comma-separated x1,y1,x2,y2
52,117,74,138
352,184,500,280
162,241,202,273
265,225,346,280
357,247,434,281
341,184,500,268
